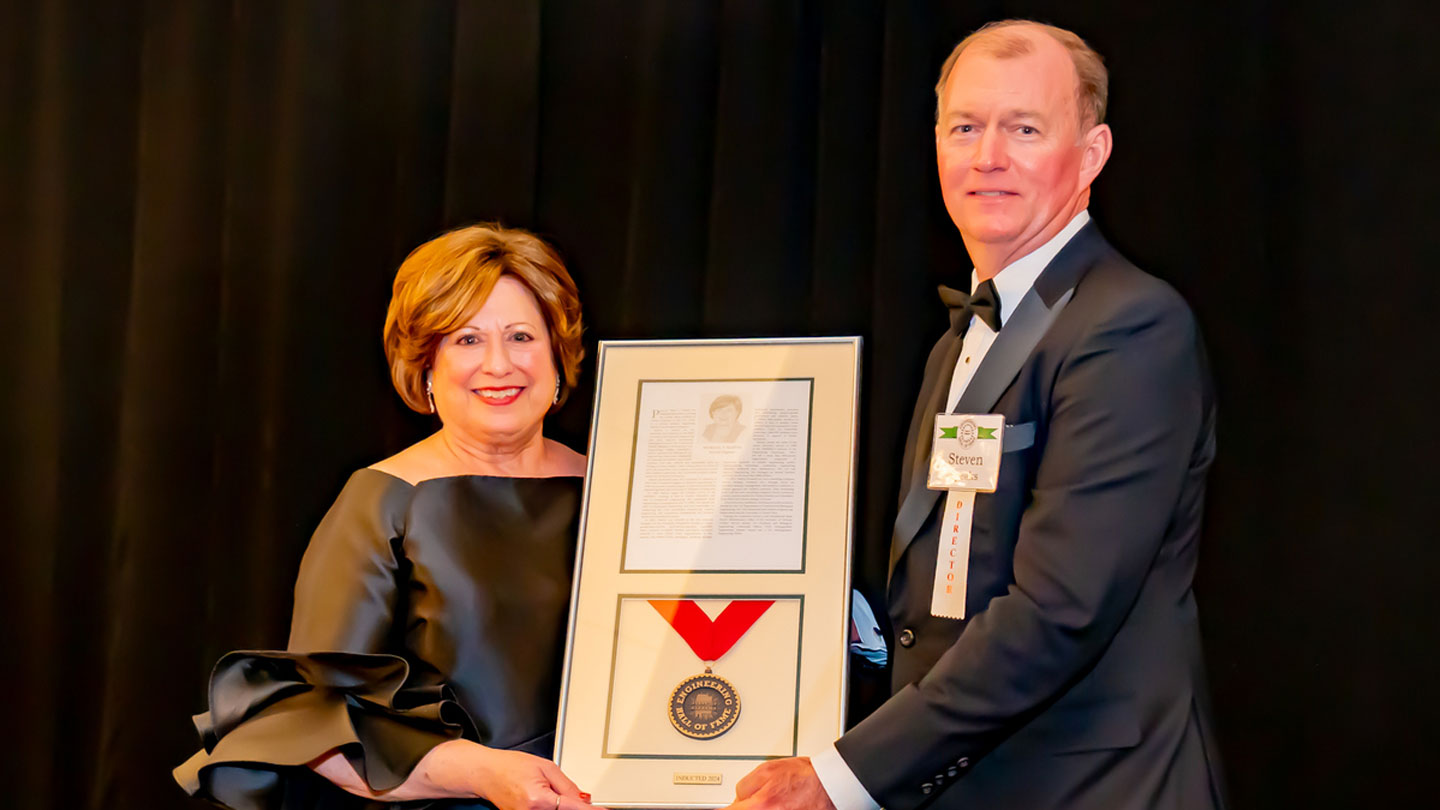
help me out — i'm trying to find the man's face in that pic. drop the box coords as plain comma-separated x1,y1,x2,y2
935,31,1106,266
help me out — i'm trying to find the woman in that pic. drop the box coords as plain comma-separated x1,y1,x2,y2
176,225,593,810
701,394,745,443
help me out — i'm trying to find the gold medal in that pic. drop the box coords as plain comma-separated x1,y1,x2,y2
649,599,774,741
667,669,740,739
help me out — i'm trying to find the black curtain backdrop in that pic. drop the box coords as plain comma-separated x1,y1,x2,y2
4,1,1438,808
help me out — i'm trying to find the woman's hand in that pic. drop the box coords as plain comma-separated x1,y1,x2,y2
464,744,593,810
313,739,594,808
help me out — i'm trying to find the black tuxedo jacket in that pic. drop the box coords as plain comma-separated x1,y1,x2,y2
836,224,1227,810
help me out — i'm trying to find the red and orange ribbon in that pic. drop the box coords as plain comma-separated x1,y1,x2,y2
648,599,774,663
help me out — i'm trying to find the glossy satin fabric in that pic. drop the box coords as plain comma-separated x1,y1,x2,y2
176,470,582,809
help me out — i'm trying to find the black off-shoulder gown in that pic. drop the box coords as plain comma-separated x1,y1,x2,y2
175,470,582,809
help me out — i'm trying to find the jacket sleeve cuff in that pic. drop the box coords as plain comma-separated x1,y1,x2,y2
835,683,985,810
811,743,881,810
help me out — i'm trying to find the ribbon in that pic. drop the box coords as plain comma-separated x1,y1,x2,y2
648,599,775,663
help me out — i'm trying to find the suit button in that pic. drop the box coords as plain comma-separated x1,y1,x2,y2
946,766,958,778
899,628,915,647
957,757,970,769
921,783,933,795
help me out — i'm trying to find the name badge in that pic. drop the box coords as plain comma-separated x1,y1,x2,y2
927,414,1005,493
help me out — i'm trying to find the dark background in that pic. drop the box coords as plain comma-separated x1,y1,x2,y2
4,1,1438,808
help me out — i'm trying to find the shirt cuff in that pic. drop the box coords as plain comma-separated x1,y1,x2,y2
811,743,881,810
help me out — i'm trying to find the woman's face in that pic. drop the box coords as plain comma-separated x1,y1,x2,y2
712,404,739,426
430,275,557,447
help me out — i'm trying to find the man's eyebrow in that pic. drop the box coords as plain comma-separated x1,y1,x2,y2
941,110,981,123
941,109,1050,123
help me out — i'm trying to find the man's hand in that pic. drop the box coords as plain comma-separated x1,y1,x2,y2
724,757,836,810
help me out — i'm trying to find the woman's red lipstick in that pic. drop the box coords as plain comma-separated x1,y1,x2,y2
474,386,523,406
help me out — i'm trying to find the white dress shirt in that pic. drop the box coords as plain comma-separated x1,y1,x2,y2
810,209,1091,810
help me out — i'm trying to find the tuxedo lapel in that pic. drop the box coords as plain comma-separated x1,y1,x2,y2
952,286,1075,415
889,329,965,577
887,223,1108,581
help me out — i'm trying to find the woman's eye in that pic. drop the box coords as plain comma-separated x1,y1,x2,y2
511,331,534,342
1020,126,1037,135
456,334,478,346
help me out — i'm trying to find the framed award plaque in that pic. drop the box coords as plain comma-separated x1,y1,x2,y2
555,337,862,808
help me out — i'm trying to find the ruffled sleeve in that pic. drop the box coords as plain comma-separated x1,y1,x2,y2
174,651,475,807
175,470,475,808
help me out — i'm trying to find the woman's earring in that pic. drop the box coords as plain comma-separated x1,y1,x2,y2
553,373,562,405
426,377,436,414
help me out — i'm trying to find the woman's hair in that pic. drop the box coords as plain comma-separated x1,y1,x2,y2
383,223,584,414
708,394,743,417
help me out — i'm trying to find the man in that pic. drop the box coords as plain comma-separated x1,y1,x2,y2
726,20,1226,810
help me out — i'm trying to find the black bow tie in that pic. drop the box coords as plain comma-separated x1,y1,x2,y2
938,279,1003,334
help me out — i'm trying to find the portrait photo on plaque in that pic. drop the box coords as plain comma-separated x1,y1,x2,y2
622,378,813,573
601,595,802,759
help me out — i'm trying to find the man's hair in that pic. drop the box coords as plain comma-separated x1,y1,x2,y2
934,19,1108,131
